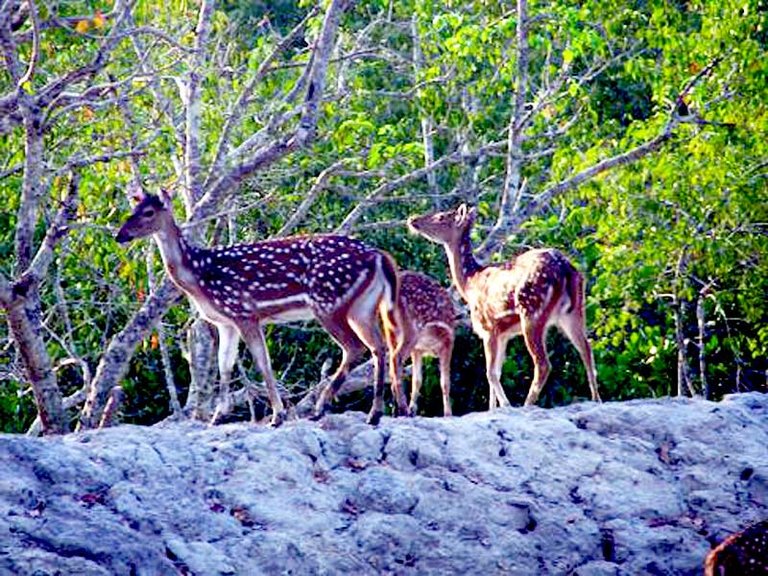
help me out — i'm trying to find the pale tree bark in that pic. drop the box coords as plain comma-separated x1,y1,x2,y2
696,282,714,400
478,0,529,258
1,168,81,435
0,2,66,435
411,15,438,198
336,8,726,266
146,250,183,418
77,279,182,431
673,298,694,398
672,250,697,398
184,319,217,419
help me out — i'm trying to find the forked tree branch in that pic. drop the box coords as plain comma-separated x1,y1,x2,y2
16,0,39,89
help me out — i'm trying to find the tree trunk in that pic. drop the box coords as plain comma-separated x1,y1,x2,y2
411,15,438,198
6,294,66,434
77,279,179,430
673,298,695,398
185,318,217,419
696,291,709,399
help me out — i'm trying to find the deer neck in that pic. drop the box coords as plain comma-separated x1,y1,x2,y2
444,228,482,302
152,220,198,290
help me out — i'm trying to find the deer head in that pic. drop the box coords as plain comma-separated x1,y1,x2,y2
408,203,477,246
115,189,174,244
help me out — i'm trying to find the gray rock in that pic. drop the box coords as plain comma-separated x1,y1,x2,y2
0,393,766,575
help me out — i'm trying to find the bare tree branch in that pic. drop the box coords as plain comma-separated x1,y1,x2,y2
78,277,182,430
16,0,39,89
204,6,320,191
15,171,81,294
195,0,351,221
278,159,348,236
336,140,507,233
476,56,725,257
35,0,133,113
182,0,215,211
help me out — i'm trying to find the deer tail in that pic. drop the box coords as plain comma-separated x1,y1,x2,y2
378,251,403,352
564,260,585,315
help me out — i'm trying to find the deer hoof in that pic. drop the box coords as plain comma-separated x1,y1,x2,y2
310,402,329,422
366,410,383,426
270,410,288,428
308,411,324,422
397,405,413,418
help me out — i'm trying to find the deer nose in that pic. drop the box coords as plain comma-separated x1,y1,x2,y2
115,228,132,244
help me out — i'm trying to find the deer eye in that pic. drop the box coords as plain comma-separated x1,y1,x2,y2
143,209,155,218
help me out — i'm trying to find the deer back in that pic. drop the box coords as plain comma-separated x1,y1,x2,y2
705,520,768,576
188,235,388,323
464,249,579,334
399,271,456,330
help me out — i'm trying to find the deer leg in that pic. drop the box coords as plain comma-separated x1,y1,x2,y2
521,318,551,407
438,339,453,417
313,322,366,419
240,323,286,427
383,305,405,407
408,351,424,416
347,316,392,425
210,324,240,425
393,331,417,416
488,382,497,410
483,334,511,409
558,314,601,402
354,288,410,423
312,314,366,417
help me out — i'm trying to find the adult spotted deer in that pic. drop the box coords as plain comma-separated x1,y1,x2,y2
115,189,407,426
408,204,600,408
705,520,768,576
395,271,456,416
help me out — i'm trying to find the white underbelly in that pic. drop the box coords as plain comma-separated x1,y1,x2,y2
189,291,315,325
264,305,315,324
191,297,237,326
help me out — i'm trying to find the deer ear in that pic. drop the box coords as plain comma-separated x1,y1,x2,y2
159,188,174,208
128,185,145,206
455,203,468,223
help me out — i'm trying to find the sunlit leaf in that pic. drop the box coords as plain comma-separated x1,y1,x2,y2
93,11,106,29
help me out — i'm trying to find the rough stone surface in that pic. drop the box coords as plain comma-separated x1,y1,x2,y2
1,393,766,575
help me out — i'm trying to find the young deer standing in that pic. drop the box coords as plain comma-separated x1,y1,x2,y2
115,189,408,426
408,204,600,408
395,271,456,416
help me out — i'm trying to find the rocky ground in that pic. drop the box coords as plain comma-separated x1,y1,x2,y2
1,393,766,575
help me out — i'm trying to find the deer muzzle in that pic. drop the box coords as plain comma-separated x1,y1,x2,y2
115,226,135,244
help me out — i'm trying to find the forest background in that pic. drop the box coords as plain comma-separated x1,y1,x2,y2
1,0,766,435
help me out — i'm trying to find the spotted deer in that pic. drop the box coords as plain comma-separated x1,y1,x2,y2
115,189,408,426
705,520,768,576
394,271,456,416
408,204,600,408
